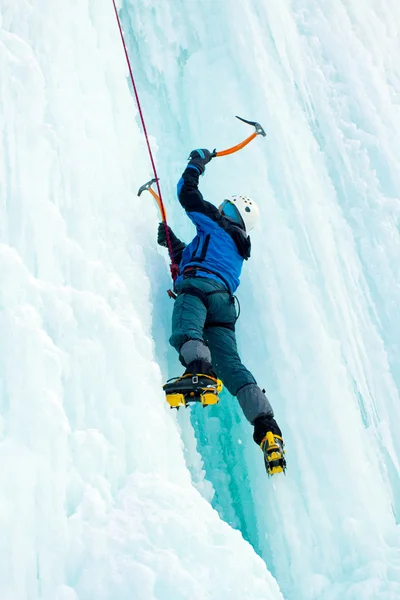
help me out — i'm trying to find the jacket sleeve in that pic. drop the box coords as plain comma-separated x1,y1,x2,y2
177,164,220,221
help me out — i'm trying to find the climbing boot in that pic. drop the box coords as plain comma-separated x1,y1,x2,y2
253,415,286,476
260,432,286,476
163,360,223,409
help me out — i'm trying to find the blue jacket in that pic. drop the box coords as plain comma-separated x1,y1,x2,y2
174,164,251,293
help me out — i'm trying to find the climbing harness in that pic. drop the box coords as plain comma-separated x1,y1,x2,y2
177,269,240,331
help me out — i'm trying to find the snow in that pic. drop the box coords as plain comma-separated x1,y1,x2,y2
0,0,400,599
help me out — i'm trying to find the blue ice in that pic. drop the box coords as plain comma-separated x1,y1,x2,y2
0,0,400,599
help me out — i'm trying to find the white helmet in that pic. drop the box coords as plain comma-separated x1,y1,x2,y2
219,195,260,232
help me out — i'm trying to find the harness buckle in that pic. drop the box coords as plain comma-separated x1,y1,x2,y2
192,375,199,385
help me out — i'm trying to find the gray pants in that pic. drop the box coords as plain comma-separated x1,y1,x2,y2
169,277,274,424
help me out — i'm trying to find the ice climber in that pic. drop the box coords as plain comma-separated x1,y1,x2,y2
159,149,286,475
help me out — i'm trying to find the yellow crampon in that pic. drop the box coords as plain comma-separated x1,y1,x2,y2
261,432,286,476
164,374,223,409
165,393,187,408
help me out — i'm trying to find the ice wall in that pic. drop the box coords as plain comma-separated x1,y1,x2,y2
0,1,284,599
1,0,400,598
122,1,400,599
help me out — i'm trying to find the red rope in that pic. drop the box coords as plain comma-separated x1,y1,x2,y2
111,0,178,281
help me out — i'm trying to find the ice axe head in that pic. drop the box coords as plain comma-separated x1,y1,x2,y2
137,178,158,197
235,115,266,137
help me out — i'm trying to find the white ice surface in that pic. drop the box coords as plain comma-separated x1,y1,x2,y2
0,1,283,599
1,0,400,599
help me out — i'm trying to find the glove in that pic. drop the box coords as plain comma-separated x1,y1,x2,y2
187,148,216,174
157,223,186,263
157,222,184,248
157,222,172,247
188,148,215,163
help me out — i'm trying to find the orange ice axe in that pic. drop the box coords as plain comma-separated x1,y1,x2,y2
214,116,266,157
137,177,167,222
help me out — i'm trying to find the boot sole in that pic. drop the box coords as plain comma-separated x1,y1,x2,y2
164,374,223,409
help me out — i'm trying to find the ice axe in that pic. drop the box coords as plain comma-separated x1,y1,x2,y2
213,115,266,157
137,116,266,217
138,177,178,287
137,177,167,222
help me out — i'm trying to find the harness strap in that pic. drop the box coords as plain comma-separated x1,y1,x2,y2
183,266,232,292
206,290,233,298
204,321,235,332
178,286,210,308
178,285,237,331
